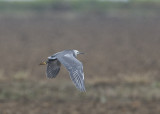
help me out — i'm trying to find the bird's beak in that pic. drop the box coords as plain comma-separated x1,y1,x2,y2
79,52,84,54
39,62,47,65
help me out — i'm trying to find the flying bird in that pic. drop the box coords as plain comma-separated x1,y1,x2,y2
40,50,86,92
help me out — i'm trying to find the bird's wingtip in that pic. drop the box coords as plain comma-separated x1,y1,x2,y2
80,87,86,92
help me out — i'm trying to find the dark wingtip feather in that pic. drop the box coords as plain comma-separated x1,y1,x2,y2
46,59,61,78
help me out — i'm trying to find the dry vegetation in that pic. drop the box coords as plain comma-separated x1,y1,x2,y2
0,2,160,114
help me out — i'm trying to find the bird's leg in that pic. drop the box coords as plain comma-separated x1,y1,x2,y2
39,60,48,65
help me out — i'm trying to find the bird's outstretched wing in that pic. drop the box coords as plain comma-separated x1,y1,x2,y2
57,54,86,92
46,59,61,78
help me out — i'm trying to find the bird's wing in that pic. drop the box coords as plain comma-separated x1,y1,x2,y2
57,54,86,92
46,59,61,78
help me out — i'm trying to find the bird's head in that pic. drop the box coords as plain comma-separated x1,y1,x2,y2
73,50,84,56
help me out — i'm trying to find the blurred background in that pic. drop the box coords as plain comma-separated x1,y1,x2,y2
0,0,160,114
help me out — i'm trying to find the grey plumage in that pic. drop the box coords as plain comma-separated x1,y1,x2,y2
44,50,85,92
46,59,61,78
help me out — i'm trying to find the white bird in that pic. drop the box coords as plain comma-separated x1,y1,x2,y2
40,50,86,92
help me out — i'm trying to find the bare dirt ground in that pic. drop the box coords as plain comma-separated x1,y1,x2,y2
0,4,160,114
